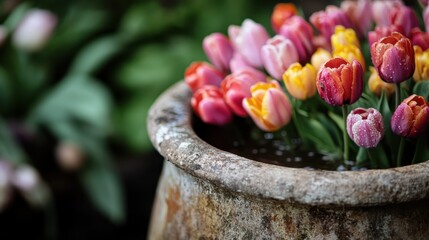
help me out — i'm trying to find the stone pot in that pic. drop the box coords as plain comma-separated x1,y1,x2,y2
147,81,429,239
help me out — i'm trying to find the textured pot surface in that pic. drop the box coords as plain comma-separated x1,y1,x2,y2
147,82,429,239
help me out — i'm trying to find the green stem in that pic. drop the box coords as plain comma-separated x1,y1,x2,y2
342,105,350,163
395,83,401,108
397,137,405,167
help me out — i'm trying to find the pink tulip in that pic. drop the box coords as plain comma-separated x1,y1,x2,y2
391,94,429,138
340,0,372,38
261,35,299,80
279,16,315,63
368,25,405,48
184,62,225,92
372,0,403,27
410,28,429,50
347,108,385,148
12,9,57,51
221,67,267,117
203,33,234,72
228,19,270,68
229,52,253,73
191,85,233,125
243,81,292,132
309,5,354,42
425,6,429,32
389,5,420,37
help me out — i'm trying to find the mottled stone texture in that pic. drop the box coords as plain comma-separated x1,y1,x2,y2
147,82,429,239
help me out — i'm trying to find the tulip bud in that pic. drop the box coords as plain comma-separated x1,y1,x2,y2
228,19,270,68
413,45,429,82
12,9,57,52
203,33,234,72
368,67,395,97
271,3,297,33
331,26,360,50
221,67,266,117
279,16,315,63
310,5,355,42
389,5,419,37
370,32,415,84
283,63,317,100
410,28,429,51
368,25,405,48
261,35,299,80
316,58,364,106
311,48,332,71
340,0,372,37
243,81,292,132
191,85,233,125
347,108,385,148
391,94,429,138
371,0,402,27
229,52,252,73
184,62,225,92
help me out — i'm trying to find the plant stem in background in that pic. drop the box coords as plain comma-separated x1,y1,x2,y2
342,104,350,163
397,137,405,167
395,83,401,108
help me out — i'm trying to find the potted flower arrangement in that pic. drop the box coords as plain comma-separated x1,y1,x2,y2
148,0,429,239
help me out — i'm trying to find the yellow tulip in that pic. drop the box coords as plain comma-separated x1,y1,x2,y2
413,45,429,82
243,81,292,132
283,63,317,100
368,66,395,97
331,25,360,50
332,44,365,71
311,48,332,71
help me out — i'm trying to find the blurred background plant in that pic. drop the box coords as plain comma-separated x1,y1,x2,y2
0,0,308,239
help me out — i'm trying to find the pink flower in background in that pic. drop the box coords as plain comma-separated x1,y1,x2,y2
372,0,402,27
310,5,354,42
368,25,405,48
370,32,415,83
228,19,269,68
391,95,429,138
347,108,384,148
279,16,315,63
203,33,234,72
12,9,57,52
261,35,299,80
191,85,233,126
425,6,429,32
389,5,420,37
410,28,429,50
229,52,252,73
316,58,364,106
221,67,266,117
184,62,225,92
340,0,372,38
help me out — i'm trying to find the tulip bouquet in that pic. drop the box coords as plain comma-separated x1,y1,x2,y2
184,0,429,170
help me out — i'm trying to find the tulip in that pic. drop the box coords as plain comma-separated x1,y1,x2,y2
389,5,419,37
221,67,267,117
425,6,429,32
347,108,385,148
414,46,429,82
203,33,234,72
340,0,372,37
261,35,299,80
12,9,57,52
191,85,233,125
309,5,354,42
228,19,270,68
243,81,292,132
184,62,225,92
391,94,429,138
229,52,252,73
368,67,395,97
283,63,317,100
279,16,315,63
331,26,360,50
371,0,403,27
316,58,364,106
332,44,365,71
311,48,332,71
370,32,415,84
410,28,429,51
368,25,405,48
271,3,297,33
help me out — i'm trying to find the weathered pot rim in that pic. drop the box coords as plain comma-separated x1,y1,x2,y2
148,81,429,206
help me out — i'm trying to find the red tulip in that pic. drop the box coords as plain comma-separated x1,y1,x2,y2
316,58,364,106
370,32,415,83
184,62,225,92
191,86,233,125
391,94,429,138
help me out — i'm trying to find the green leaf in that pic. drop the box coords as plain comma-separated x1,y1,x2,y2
367,145,390,169
69,35,126,75
413,81,429,99
3,2,30,30
0,67,13,113
28,74,112,136
412,135,429,164
0,119,27,164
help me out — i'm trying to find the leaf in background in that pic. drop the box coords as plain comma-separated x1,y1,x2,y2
0,119,27,164
28,74,112,137
367,144,390,169
377,91,398,161
69,35,126,75
0,67,13,113
412,135,429,164
413,81,429,99
2,2,30,30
